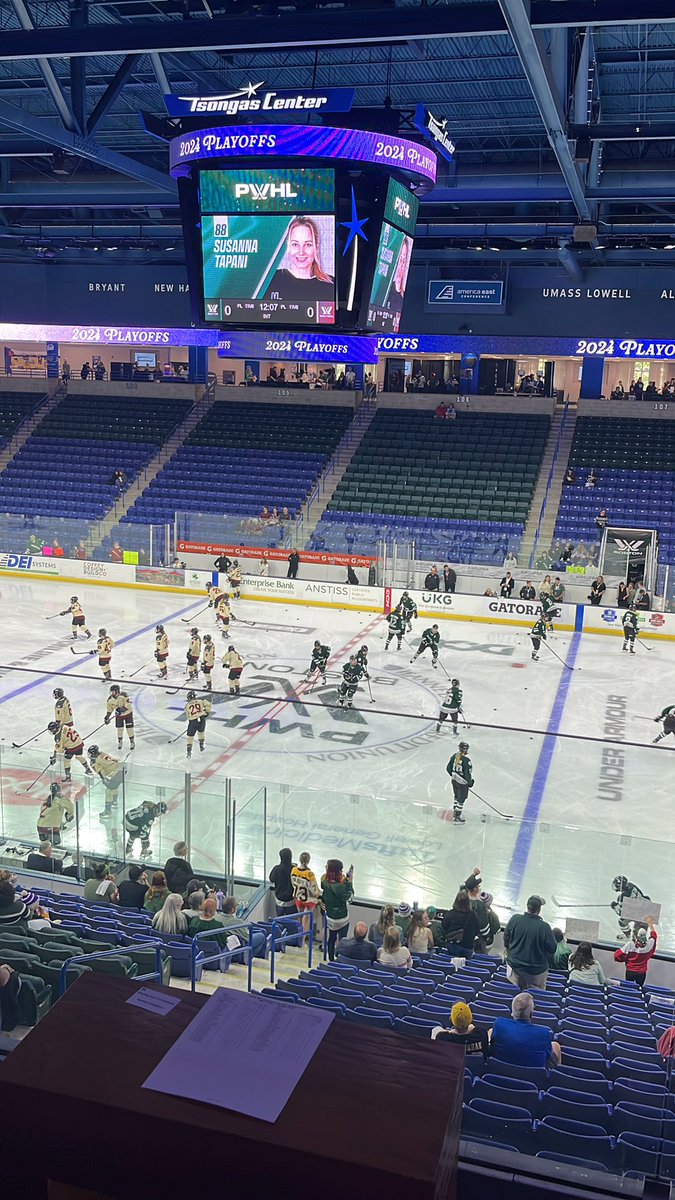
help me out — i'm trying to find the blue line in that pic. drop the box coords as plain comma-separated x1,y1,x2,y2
0,597,204,708
504,631,582,902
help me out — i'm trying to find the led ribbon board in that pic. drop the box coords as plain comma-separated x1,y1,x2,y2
169,125,437,189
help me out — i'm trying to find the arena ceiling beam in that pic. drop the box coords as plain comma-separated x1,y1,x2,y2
1,3,675,61
87,55,141,135
8,0,80,133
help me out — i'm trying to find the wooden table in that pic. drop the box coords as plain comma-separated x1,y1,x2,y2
0,974,463,1200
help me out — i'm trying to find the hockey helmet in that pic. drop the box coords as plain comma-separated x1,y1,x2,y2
431,623,439,630
233,558,239,565
361,644,368,653
629,602,637,612
98,627,107,637
451,678,459,686
205,582,213,591
47,721,60,735
49,782,62,799
612,875,628,892
109,685,120,696
228,645,235,651
349,654,357,663
204,633,212,644
155,624,164,634
87,744,100,759
313,639,321,648
190,627,199,635
70,596,78,603
459,741,469,752
186,690,197,701
53,687,64,700
157,802,168,815
402,591,409,598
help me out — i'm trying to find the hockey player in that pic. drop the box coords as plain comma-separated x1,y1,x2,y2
411,624,440,668
53,687,73,727
446,741,474,824
228,559,242,600
124,799,168,859
384,607,406,651
622,605,639,654
222,644,244,695
185,690,212,757
201,633,215,690
355,644,370,679
306,640,330,681
530,617,547,661
92,628,114,681
48,721,93,783
87,745,124,818
437,679,463,734
215,592,232,638
187,628,201,681
60,596,92,640
337,655,363,708
399,591,418,632
155,623,169,679
206,580,225,611
105,685,135,751
540,592,559,632
653,703,675,744
611,875,649,939
37,782,75,847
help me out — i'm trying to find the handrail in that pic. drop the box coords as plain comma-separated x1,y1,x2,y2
529,399,571,569
269,911,313,983
59,942,163,995
190,922,258,992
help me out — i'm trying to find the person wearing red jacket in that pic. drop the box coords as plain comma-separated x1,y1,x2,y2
614,916,657,984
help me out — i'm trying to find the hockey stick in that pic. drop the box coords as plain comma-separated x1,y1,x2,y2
25,763,53,793
459,708,471,730
45,613,63,620
70,646,96,656
436,657,451,680
469,788,514,820
12,727,47,749
635,637,653,653
127,658,154,679
551,896,613,909
181,604,210,623
167,728,186,744
542,639,575,670
366,676,375,704
82,721,106,741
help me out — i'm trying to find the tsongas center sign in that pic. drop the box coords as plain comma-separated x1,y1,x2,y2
165,81,355,118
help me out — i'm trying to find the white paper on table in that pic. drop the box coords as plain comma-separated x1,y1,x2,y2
142,988,334,1122
622,899,661,924
126,987,182,1016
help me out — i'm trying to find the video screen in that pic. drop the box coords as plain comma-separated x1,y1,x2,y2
200,168,336,325
134,351,157,368
365,222,413,335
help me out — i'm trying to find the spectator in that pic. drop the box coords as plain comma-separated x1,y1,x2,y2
269,847,297,919
368,903,395,949
321,859,354,961
73,542,87,560
163,841,193,894
568,941,606,987
634,583,650,610
540,574,552,595
443,564,456,593
152,892,188,936
117,864,149,910
220,895,267,959
0,962,22,1031
520,581,536,600
499,572,514,598
280,506,292,522
617,581,630,608
479,891,502,947
490,993,561,1068
259,558,269,577
406,908,435,954
83,862,118,904
503,551,518,571
110,541,124,563
287,549,300,579
188,896,225,939
441,891,481,958
395,901,412,941
26,532,43,555
80,361,91,380
585,469,598,488
425,905,445,949
213,552,232,573
612,380,625,398
589,575,606,606
36,782,74,847
483,588,496,597
25,840,62,875
431,1002,489,1057
94,361,106,382
550,927,571,971
0,880,30,933
51,538,64,558
185,890,205,918
560,542,574,563
434,401,448,420
378,925,412,969
657,1026,675,1057
645,381,658,397
61,359,71,381
291,850,320,937
550,576,565,603
463,871,491,949
424,565,440,590
346,565,359,586
594,509,608,530
614,916,657,984
564,468,576,486
446,403,457,419
632,378,644,401
143,870,169,915
503,895,556,989
339,921,377,964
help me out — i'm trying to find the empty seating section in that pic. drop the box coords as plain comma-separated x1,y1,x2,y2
0,392,38,448
122,400,353,528
0,394,192,524
269,953,675,1180
555,417,675,563
321,410,550,562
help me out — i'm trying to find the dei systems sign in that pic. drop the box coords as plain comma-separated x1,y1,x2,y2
428,280,504,307
165,81,355,118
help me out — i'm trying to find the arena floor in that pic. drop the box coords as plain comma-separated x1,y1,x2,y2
0,576,671,945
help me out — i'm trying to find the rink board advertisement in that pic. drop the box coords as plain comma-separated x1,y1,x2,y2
240,575,385,613
0,554,213,594
582,606,674,638
408,590,578,631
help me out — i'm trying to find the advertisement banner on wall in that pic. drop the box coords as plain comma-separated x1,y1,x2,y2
135,566,186,588
583,606,672,638
0,552,61,576
407,588,577,629
177,541,376,569
241,574,384,612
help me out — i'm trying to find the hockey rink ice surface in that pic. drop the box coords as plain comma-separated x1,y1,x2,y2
0,575,672,945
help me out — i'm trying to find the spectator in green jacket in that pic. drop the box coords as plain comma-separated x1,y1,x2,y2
503,895,557,989
549,927,571,971
143,871,169,915
321,859,353,961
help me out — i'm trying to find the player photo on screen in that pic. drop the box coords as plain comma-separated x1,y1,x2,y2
366,223,413,334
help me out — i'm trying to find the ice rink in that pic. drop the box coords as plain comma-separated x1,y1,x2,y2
0,574,672,944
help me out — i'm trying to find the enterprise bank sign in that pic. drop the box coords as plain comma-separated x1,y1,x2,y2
165,81,355,118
